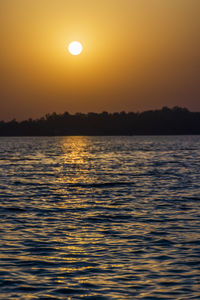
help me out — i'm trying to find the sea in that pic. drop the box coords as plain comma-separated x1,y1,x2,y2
0,136,200,300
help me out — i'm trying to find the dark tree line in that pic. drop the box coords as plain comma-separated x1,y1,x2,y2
1,106,200,136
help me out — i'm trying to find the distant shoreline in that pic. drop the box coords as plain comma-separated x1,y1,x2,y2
1,134,200,137
1,107,200,136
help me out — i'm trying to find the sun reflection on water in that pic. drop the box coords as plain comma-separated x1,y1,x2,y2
57,136,93,186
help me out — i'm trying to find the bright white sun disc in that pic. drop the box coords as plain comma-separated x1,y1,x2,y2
68,41,83,55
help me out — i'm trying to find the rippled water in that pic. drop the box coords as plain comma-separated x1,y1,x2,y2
1,136,200,299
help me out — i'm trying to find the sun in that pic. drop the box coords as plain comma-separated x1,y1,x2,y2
68,41,83,55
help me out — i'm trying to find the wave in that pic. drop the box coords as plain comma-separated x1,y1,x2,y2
67,181,134,188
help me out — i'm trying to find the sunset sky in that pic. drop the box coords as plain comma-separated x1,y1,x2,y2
1,0,200,120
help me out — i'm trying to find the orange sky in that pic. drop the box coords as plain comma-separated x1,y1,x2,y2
0,0,200,120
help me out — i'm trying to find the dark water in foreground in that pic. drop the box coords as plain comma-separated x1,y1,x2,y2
0,136,200,300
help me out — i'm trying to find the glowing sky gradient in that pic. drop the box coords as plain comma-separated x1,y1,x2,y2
0,0,200,120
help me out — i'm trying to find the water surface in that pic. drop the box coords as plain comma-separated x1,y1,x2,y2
0,136,200,299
